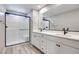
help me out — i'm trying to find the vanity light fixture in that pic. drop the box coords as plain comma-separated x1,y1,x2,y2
40,7,48,14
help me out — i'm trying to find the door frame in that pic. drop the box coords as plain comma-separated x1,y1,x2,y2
5,12,31,47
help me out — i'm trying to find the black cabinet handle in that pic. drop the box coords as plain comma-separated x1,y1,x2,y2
56,44,60,47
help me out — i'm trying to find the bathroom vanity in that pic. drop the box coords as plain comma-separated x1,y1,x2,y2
32,4,79,54
31,30,79,54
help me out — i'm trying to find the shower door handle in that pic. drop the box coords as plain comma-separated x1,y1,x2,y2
5,26,8,28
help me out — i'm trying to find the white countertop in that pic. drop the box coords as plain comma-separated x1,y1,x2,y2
33,30,79,41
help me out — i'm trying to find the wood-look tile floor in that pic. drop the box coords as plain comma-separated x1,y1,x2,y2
0,43,41,54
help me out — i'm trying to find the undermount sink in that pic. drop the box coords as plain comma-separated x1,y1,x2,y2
55,33,72,37
41,30,72,38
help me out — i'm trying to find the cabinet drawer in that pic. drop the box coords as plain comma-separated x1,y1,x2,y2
47,39,60,54
45,34,79,50
46,35,60,42
41,40,47,44
41,43,47,47
59,38,79,49
59,43,79,54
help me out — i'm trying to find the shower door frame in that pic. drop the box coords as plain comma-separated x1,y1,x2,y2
5,12,31,47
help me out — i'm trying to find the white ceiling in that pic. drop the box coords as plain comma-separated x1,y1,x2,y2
43,4,79,18
0,4,79,18
0,4,46,14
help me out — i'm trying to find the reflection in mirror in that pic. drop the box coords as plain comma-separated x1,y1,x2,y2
42,18,50,30
42,4,79,32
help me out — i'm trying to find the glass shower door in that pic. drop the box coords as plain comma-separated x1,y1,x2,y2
6,14,29,46
18,16,29,43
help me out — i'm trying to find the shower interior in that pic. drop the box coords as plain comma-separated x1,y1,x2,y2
5,12,31,46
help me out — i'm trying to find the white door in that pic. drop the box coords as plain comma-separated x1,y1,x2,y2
6,14,29,46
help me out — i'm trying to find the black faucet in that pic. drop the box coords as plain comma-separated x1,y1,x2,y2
62,28,69,35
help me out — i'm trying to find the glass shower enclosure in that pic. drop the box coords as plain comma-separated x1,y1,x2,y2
5,12,31,46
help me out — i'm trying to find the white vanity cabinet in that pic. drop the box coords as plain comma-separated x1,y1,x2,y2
46,35,79,54
31,32,47,53
31,32,79,54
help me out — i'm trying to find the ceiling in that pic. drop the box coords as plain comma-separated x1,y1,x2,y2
43,4,79,18
0,4,46,15
0,4,79,17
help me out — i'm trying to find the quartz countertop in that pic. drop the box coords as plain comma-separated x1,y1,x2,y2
33,30,79,41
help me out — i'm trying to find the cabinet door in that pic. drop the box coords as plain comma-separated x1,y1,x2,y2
47,39,60,54
40,34,47,53
31,33,41,49
35,33,41,49
31,33,37,46
59,43,79,54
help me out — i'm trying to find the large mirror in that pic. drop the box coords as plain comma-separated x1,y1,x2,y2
42,4,79,32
